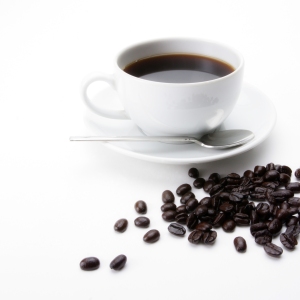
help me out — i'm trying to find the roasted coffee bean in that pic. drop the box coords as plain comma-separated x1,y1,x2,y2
188,230,203,244
255,230,272,245
279,173,291,185
288,197,300,207
193,178,205,189
264,243,283,257
276,208,291,221
254,165,266,177
175,212,188,224
286,216,299,227
295,168,300,179
203,180,215,193
212,211,226,227
209,173,221,183
176,184,192,196
285,225,300,237
280,202,290,209
234,236,247,252
222,219,236,232
80,257,100,271
256,203,270,219
185,198,199,212
114,218,128,233
194,205,208,218
134,200,147,214
218,192,230,201
134,216,150,228
143,229,160,243
261,181,278,190
161,203,177,212
188,167,199,178
271,190,294,202
219,202,234,213
280,165,292,177
162,190,175,203
266,163,275,171
110,254,127,270
209,184,224,197
280,233,297,250
176,205,188,214
180,192,195,204
199,197,212,206
229,192,245,202
286,182,300,193
168,223,186,236
250,222,268,236
250,210,259,224
186,213,198,230
203,230,217,244
195,222,212,232
233,213,250,226
268,218,282,235
264,170,280,182
162,210,177,222
244,170,255,178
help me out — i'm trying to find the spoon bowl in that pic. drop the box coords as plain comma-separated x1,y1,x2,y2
69,129,254,149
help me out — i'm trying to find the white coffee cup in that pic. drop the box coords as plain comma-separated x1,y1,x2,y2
82,38,244,137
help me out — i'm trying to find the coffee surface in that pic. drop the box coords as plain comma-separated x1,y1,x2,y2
123,53,234,83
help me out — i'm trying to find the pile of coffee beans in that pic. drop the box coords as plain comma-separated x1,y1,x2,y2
161,163,300,257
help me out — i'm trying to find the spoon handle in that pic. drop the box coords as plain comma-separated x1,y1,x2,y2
69,136,200,144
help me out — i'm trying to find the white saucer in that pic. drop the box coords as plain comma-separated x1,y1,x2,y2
83,82,276,164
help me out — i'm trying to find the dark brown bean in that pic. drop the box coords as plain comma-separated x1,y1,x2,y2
286,182,300,193
143,229,160,243
280,233,298,249
222,219,236,232
193,178,205,189
168,223,186,236
80,257,100,271
114,218,128,233
234,236,247,252
180,192,195,204
295,168,300,179
186,213,198,230
288,197,300,207
162,190,175,203
209,173,221,183
254,166,266,176
264,243,283,257
209,184,224,197
110,255,127,270
134,200,147,214
195,222,212,231
162,210,177,222
176,204,188,214
188,230,203,244
185,198,198,212
175,212,188,224
188,167,199,178
203,180,215,193
161,203,176,212
268,218,282,235
176,184,192,196
134,216,150,228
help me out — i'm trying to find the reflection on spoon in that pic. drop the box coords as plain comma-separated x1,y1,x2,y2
69,129,254,149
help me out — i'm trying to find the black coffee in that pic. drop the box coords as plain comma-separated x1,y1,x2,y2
123,54,234,83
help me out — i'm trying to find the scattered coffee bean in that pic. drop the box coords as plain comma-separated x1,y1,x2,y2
134,200,147,214
234,237,247,252
80,257,100,271
286,182,300,193
168,223,186,236
295,168,300,179
176,184,192,196
110,255,127,270
264,243,283,257
162,210,177,222
161,203,176,212
188,167,199,178
193,178,205,189
180,191,195,204
222,219,236,232
280,233,298,249
195,222,212,232
143,229,160,243
134,216,150,228
162,190,175,203
114,218,128,233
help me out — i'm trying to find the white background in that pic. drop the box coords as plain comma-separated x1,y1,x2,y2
1,0,300,299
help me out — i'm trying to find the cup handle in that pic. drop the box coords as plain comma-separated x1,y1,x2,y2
81,72,130,119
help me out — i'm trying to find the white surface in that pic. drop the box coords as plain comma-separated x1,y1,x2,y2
1,1,300,299
84,82,276,163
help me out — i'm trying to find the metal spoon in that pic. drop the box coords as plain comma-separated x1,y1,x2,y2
69,129,254,149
